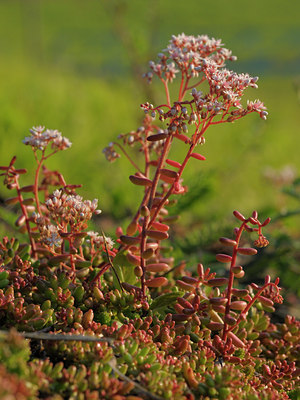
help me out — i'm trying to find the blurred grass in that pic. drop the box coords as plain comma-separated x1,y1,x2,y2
0,0,299,231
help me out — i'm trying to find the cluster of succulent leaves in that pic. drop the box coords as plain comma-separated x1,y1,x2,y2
172,176,300,301
0,232,299,399
0,34,300,399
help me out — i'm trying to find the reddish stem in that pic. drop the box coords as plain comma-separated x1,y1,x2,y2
161,78,171,107
222,222,245,341
34,157,44,216
178,71,185,101
228,282,280,333
15,179,37,257
139,134,172,296
178,75,191,101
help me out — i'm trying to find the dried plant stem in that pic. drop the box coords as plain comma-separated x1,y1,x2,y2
114,142,142,173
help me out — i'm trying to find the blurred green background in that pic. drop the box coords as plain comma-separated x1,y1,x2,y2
0,0,300,305
0,0,299,218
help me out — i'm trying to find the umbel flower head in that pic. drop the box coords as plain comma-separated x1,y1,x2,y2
45,189,101,226
87,231,115,249
144,33,267,121
23,126,72,151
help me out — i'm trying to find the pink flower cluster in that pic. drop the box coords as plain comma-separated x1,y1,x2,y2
45,189,101,226
23,126,72,151
145,33,237,83
144,33,267,121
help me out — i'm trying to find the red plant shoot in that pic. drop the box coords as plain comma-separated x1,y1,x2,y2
104,34,268,297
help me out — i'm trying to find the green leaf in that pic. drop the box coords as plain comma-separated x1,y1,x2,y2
150,292,182,311
255,314,269,331
113,250,137,286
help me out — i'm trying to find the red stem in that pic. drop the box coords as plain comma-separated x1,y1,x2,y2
178,76,191,101
161,78,171,107
228,282,279,333
34,157,44,216
222,222,245,341
15,179,37,257
178,72,185,101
